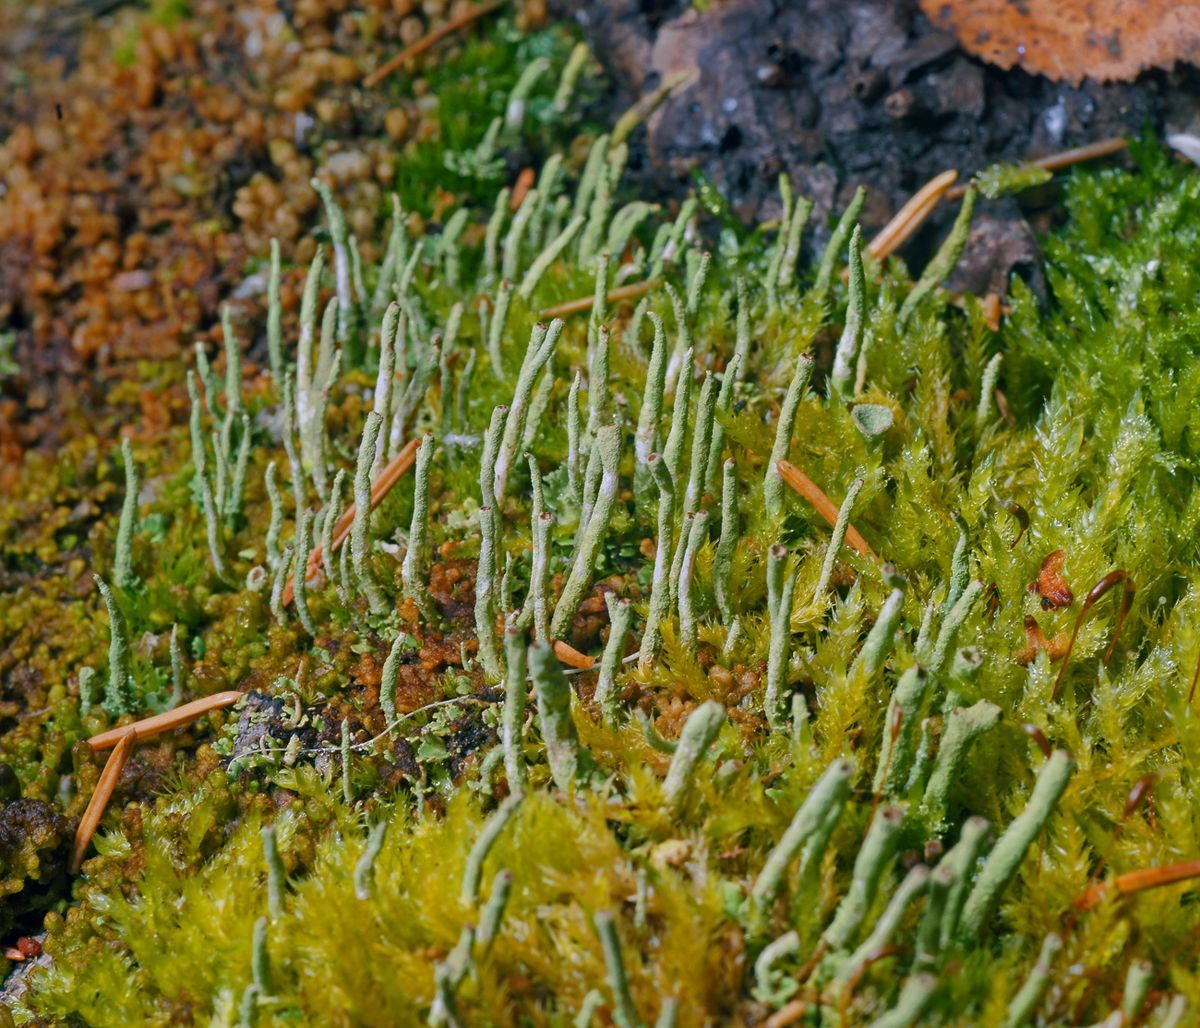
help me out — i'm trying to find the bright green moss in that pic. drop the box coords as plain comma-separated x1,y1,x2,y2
5,16,1200,1025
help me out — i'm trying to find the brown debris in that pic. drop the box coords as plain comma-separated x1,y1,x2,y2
1014,615,1071,666
1035,549,1074,609
920,0,1200,86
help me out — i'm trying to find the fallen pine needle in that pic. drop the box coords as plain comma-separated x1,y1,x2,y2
867,169,959,263
510,167,536,211
776,460,876,560
88,690,243,752
538,279,660,319
946,135,1128,201
283,438,420,606
71,728,135,873
765,1000,808,1028
1073,859,1200,911
363,0,507,88
553,639,595,670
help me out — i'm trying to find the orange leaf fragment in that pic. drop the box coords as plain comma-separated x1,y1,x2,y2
1036,549,1074,609
920,0,1200,86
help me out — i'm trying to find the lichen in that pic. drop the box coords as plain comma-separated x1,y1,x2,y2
0,9,1199,1027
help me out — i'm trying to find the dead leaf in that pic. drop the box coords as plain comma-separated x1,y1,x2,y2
920,0,1200,85
1036,549,1074,609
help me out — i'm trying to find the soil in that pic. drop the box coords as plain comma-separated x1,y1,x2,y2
556,0,1200,236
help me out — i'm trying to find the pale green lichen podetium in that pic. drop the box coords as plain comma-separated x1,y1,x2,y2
871,973,938,1028
764,543,797,731
682,371,717,514
813,475,865,601
898,185,977,327
551,424,620,639
168,623,184,708
321,470,347,604
921,700,1001,826
311,178,356,345
927,579,983,676
266,237,284,384
703,353,740,493
350,411,389,615
518,215,585,302
341,717,354,804
494,320,563,503
829,225,865,400
958,750,1074,942
529,640,591,793
834,864,930,990
813,184,866,298
639,453,674,669
353,821,388,901
594,910,641,1028
379,632,406,729
750,758,855,916
763,355,815,520
502,624,528,790
1003,933,1062,1028
263,462,284,568
474,506,503,680
487,279,513,378
822,802,907,950
113,437,139,590
477,869,513,952
369,304,400,478
634,313,668,480
94,574,136,716
594,595,632,727
873,665,930,796
401,434,435,619
260,824,286,921
713,458,739,622
849,568,905,679
661,346,694,508
662,700,725,810
461,790,523,906
937,816,991,951
676,510,709,655
292,507,317,638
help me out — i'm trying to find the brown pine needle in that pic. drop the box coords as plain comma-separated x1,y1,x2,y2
1073,859,1200,912
511,167,536,211
538,279,660,319
867,169,959,263
87,690,243,753
765,1000,808,1028
283,438,420,607
553,639,595,670
775,460,876,560
71,728,135,874
362,0,507,88
946,136,1128,201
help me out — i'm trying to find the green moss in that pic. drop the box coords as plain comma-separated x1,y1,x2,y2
4,20,1200,1026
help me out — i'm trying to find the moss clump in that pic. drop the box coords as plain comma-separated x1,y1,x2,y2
2,13,1200,1027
